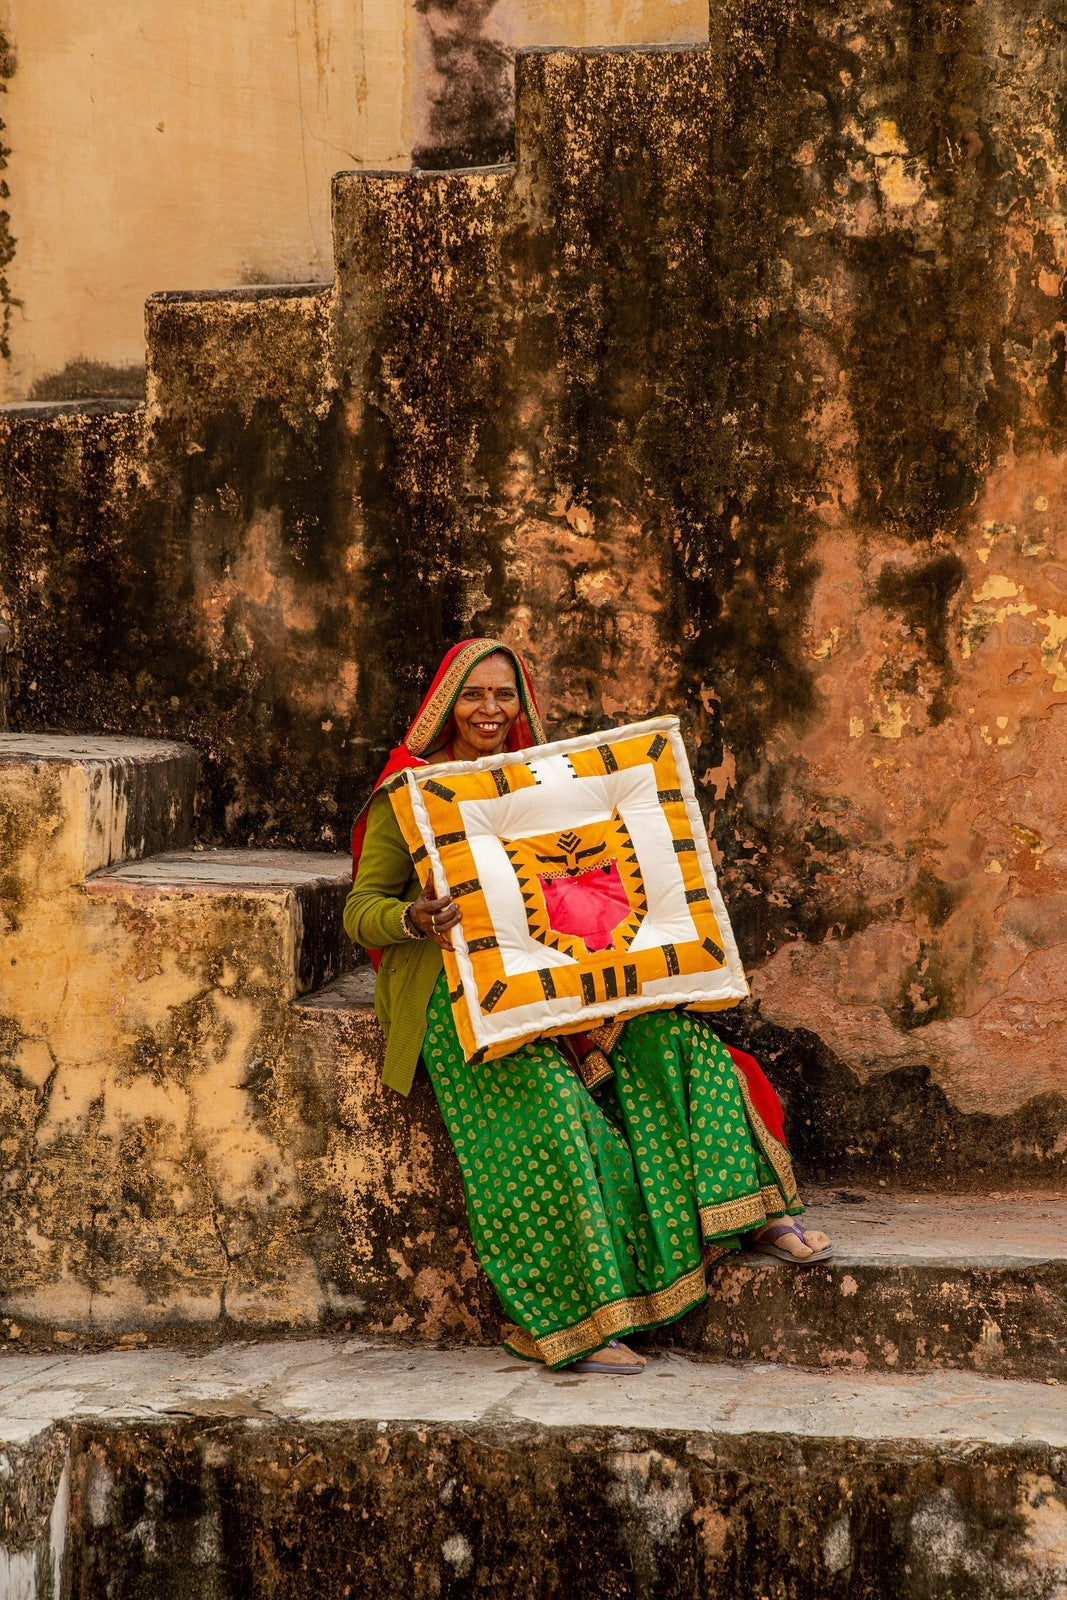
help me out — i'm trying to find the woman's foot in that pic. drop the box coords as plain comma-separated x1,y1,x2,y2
567,1339,646,1375
749,1220,833,1264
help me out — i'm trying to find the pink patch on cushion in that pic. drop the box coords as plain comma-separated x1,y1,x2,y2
538,861,633,953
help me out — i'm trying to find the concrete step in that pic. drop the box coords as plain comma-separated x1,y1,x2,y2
0,733,197,891
295,966,376,1009
87,847,353,996
2,1339,1066,1599
659,1189,1067,1382
1,840,353,1334
145,283,333,425
292,984,1067,1378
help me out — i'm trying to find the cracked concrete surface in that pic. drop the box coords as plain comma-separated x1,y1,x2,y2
1,1339,1065,1450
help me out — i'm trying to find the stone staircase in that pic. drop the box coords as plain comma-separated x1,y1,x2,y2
4,729,1067,1596
0,734,354,1333
3,729,1066,1367
3,730,1064,1374
3,11,1067,1585
3,1339,1066,1598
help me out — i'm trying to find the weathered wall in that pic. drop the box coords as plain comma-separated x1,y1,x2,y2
0,737,519,1339
0,741,364,1331
0,0,705,401
333,7,1067,1132
412,0,707,166
3,3,1067,1154
58,1419,1067,1600
0,0,412,401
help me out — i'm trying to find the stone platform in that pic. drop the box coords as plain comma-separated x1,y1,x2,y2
659,1189,1067,1380
3,1338,1066,1598
4,732,1067,1386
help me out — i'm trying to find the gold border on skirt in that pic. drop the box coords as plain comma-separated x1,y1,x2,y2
502,1260,708,1368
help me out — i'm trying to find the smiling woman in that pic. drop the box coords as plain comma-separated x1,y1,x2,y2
449,656,522,758
343,638,832,1375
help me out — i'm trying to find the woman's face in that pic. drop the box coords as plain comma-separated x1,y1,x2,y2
450,653,521,760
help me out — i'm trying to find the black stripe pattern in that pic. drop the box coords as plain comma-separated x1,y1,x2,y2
481,980,507,1012
449,878,481,898
423,779,456,802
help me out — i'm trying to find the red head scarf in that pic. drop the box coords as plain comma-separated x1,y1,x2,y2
351,637,544,890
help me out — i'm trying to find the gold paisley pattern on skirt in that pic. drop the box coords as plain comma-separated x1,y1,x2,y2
422,974,803,1369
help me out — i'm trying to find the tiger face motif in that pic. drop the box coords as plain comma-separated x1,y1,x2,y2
501,810,648,957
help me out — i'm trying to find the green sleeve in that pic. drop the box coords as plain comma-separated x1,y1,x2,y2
343,793,419,951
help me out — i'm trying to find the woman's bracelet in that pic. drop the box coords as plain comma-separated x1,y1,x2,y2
400,902,427,941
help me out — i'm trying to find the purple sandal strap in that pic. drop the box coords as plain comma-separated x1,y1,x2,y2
755,1222,802,1245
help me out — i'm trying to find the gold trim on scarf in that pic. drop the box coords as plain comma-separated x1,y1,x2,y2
406,640,547,757
501,1260,707,1368
577,1047,613,1091
588,1017,624,1054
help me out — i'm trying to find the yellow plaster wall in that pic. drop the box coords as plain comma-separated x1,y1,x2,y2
0,0,706,400
0,0,414,400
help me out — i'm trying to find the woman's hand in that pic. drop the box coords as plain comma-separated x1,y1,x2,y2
409,871,462,948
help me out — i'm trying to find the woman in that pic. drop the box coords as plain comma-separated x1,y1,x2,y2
345,639,830,1375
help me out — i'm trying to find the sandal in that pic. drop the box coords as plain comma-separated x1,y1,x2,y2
749,1221,833,1265
567,1339,646,1375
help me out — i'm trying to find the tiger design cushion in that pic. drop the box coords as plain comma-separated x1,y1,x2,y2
385,717,748,1063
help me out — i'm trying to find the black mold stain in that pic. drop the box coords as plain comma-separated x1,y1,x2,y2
873,554,967,672
664,1253,1067,1378
874,551,968,730
339,174,518,759
412,0,515,170
837,0,1067,531
63,1419,1067,1600
517,46,825,902
29,360,148,403
713,1004,1067,1189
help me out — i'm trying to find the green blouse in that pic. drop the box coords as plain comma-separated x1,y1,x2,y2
343,792,443,1095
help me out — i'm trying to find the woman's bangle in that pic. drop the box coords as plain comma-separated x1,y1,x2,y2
400,902,427,941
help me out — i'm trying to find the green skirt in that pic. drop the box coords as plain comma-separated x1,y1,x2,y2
421,973,803,1369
